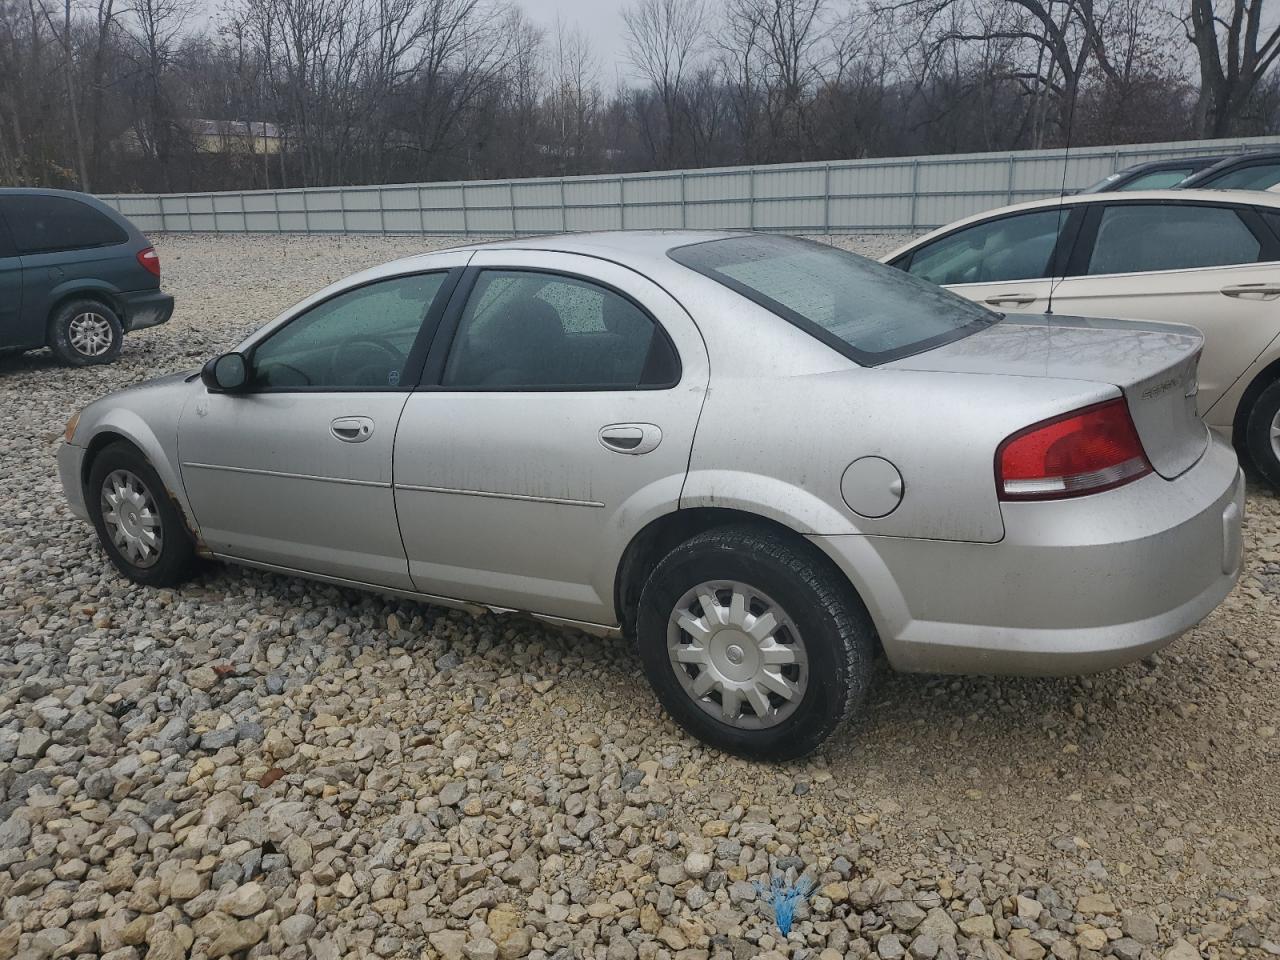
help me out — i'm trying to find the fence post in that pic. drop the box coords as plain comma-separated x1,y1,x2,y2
680,172,687,229
909,159,920,231
378,188,386,234
184,194,192,233
509,180,517,235
748,168,756,230
274,191,281,233
618,176,625,230
303,191,312,235
823,163,831,234
461,183,470,237
560,179,567,232
418,188,426,235
1006,155,1015,204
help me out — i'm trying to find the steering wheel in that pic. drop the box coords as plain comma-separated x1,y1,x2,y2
332,335,403,387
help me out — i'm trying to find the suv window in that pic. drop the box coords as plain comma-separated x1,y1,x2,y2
0,195,128,254
903,209,1068,285
251,273,446,389
1202,162,1280,191
1087,204,1260,275
1116,169,1196,190
442,270,673,389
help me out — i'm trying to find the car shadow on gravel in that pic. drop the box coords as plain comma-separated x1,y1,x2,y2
180,559,1180,769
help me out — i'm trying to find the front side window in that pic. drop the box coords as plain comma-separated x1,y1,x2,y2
1202,162,1280,191
251,273,446,389
1087,204,1261,275
671,235,997,366
903,210,1069,286
442,270,672,388
1,196,128,254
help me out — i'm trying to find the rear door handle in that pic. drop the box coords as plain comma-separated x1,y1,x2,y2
599,423,662,455
331,416,375,443
983,292,1037,306
1220,282,1280,300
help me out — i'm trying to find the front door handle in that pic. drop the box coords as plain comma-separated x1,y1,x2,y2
599,423,662,455
983,292,1037,306
1220,282,1280,300
331,416,375,443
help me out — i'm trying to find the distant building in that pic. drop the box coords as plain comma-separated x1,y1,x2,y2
190,120,282,155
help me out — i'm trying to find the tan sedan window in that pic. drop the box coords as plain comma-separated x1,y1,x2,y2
1087,204,1260,275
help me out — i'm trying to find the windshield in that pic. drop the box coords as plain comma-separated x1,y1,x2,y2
669,234,998,365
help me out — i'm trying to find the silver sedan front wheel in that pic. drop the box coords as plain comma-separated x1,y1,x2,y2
667,580,809,730
99,469,163,568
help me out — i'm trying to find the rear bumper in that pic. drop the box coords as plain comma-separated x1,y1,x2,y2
120,289,174,332
813,434,1245,676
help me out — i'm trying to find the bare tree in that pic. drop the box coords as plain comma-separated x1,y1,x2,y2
623,0,706,166
1185,0,1280,136
544,19,601,174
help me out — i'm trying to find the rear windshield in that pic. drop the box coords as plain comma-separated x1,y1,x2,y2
669,234,998,365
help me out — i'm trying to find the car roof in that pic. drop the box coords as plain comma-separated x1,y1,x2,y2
380,229,741,275
1117,155,1225,173
461,229,734,257
1180,150,1280,185
0,186,100,198
886,188,1280,258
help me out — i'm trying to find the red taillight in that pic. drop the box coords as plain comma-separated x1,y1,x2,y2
137,246,160,278
996,398,1152,500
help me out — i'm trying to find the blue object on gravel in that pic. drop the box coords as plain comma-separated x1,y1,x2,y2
754,873,814,936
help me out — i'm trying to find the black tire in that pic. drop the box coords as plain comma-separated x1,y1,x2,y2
1245,380,1280,490
636,524,875,761
86,442,197,587
49,299,123,366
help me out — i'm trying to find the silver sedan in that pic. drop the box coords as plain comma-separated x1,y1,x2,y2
59,232,1245,759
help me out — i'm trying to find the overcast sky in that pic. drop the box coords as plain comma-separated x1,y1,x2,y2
525,0,636,88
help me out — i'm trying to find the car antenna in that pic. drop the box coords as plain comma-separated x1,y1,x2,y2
1046,89,1078,317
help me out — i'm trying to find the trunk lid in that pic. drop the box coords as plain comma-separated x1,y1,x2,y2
886,314,1208,479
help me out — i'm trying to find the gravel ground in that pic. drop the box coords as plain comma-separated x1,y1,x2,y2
1,232,1278,960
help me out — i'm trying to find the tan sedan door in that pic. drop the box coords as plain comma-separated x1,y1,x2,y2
1044,199,1280,421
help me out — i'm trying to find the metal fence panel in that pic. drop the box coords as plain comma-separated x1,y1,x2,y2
96,135,1280,237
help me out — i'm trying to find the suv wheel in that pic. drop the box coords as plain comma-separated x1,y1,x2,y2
636,524,875,760
1245,379,1280,489
87,443,197,586
49,299,123,365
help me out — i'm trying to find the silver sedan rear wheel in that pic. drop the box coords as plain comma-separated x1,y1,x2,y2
99,469,163,568
667,580,809,730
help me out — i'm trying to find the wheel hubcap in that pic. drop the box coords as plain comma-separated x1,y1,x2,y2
667,580,808,730
100,469,163,568
1271,408,1280,462
68,313,114,356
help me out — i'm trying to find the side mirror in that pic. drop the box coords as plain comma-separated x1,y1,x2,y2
201,352,249,393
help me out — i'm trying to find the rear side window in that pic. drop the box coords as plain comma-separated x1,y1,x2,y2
442,270,676,389
0,196,128,254
1087,204,1260,275
671,235,997,366
903,209,1068,286
0,214,15,259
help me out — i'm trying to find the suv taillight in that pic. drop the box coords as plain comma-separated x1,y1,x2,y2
996,399,1152,500
137,246,160,278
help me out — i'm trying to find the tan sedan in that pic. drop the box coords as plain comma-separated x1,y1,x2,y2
884,189,1280,486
